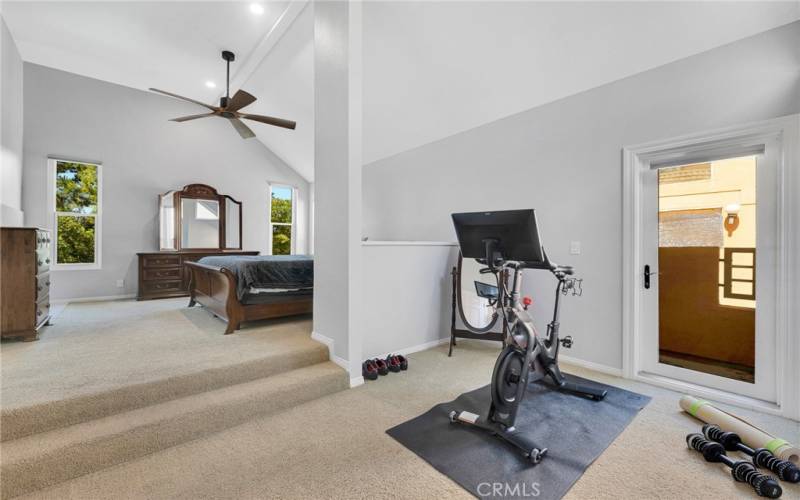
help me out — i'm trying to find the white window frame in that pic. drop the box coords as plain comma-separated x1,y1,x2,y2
48,158,103,271
268,183,296,255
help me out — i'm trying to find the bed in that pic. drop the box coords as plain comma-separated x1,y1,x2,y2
185,255,313,334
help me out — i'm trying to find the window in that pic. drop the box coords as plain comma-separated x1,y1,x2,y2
51,159,101,269
269,184,294,255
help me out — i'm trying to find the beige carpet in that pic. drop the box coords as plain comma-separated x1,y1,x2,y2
1,299,320,409
1,299,352,498
1,300,331,440
14,340,800,499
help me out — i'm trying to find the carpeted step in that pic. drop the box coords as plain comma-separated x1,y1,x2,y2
0,361,348,499
1,339,330,442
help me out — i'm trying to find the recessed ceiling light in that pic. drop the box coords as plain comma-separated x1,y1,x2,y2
250,3,265,15
205,81,216,89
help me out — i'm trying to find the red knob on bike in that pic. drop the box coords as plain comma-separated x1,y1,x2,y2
522,296,533,309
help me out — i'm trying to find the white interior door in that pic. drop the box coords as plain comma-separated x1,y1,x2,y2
639,144,778,402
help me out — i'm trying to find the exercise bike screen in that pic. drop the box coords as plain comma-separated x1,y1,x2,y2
452,209,545,264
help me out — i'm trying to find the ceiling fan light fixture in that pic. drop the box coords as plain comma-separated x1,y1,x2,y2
249,3,265,15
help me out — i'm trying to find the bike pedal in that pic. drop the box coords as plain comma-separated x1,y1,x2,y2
560,336,573,348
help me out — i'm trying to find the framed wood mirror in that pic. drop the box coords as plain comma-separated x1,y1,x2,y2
449,252,507,355
159,184,242,251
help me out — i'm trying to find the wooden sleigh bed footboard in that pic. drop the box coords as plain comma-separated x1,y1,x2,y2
185,261,313,334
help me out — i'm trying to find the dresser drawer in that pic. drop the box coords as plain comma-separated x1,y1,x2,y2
36,231,51,250
142,280,183,293
36,273,51,300
35,297,50,327
143,267,182,281
35,252,51,274
142,254,182,267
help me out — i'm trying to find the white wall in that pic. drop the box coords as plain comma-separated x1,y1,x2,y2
22,63,310,300
313,1,363,377
361,243,458,359
363,22,800,371
1,17,24,226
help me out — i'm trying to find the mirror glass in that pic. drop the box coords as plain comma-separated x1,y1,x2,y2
181,198,220,248
225,197,241,249
458,255,500,331
159,191,177,250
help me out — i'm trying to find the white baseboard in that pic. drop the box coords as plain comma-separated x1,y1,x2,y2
312,332,451,386
448,337,623,377
559,354,623,377
370,337,450,361
51,293,136,305
310,331,350,372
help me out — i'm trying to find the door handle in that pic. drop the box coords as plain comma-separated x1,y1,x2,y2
644,265,661,289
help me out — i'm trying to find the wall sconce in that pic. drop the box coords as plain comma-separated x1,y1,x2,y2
724,203,740,237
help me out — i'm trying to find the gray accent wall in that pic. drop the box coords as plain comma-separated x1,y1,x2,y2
362,22,800,370
1,17,24,226
22,63,310,300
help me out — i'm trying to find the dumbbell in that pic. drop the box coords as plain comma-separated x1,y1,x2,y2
703,424,800,483
686,433,782,498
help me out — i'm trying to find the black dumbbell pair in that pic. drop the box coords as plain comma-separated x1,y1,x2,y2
362,354,408,380
686,424,800,499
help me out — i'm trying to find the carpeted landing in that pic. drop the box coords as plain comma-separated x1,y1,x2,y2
7,339,800,500
0,299,349,499
3,300,799,499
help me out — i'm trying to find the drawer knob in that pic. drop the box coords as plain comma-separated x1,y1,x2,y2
45,258,50,264
38,285,43,291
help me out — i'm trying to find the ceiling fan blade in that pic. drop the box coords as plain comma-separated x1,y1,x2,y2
169,112,216,122
229,118,256,139
225,90,257,112
240,113,297,130
149,88,217,111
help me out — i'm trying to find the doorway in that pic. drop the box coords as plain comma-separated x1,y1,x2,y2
622,116,799,415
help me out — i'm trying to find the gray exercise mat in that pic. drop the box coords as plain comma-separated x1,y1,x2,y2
387,373,650,499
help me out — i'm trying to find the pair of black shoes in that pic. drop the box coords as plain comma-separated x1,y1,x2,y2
362,354,408,380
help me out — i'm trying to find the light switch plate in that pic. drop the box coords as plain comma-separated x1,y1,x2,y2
570,241,581,255
116,279,124,288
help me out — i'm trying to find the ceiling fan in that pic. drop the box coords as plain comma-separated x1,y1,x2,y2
149,50,296,139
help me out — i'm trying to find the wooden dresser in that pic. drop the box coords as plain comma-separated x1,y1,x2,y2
137,251,258,300
1,228,52,341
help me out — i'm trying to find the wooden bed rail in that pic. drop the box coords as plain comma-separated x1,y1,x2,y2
185,261,313,335
185,261,240,334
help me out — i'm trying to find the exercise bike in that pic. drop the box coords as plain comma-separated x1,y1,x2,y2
448,209,607,463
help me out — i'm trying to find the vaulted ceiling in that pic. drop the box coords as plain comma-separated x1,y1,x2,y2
3,1,797,178
362,1,800,164
2,0,315,180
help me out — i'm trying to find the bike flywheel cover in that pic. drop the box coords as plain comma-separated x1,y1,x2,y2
491,346,526,415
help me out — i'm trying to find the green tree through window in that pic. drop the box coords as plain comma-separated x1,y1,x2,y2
270,186,293,255
55,161,99,265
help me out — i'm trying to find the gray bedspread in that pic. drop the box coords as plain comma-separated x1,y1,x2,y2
197,255,313,300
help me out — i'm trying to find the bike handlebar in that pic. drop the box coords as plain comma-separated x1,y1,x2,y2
480,262,574,276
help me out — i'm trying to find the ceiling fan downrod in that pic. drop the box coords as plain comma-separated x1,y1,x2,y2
220,50,235,108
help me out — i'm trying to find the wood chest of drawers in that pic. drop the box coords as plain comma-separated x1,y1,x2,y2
1,227,52,341
137,251,258,300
